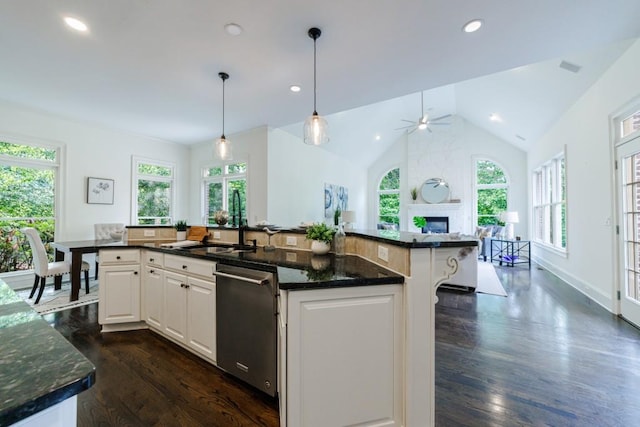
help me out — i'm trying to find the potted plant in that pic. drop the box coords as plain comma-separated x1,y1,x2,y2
305,222,336,255
410,187,418,202
174,220,188,241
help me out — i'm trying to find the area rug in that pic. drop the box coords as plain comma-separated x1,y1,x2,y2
476,262,507,297
17,281,99,315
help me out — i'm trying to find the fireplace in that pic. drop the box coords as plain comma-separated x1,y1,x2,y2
421,216,449,234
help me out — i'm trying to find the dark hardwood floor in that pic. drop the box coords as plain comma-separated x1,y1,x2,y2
44,263,640,426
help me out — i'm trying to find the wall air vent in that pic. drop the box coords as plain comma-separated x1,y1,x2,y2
559,60,581,73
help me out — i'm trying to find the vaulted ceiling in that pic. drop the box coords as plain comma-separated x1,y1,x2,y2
0,1,639,166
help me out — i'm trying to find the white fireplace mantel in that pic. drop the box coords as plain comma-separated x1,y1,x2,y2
407,202,463,233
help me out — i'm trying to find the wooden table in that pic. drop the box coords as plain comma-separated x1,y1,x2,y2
52,239,125,301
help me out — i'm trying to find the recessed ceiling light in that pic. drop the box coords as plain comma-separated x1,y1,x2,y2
224,23,243,36
462,19,483,33
64,16,88,32
489,113,502,122
375,134,381,141
290,85,301,93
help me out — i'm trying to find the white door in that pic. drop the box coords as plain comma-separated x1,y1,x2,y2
617,135,640,327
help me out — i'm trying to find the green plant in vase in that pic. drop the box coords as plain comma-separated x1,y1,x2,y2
305,223,336,244
174,220,188,231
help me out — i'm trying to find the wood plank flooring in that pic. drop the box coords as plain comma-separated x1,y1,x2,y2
44,263,640,426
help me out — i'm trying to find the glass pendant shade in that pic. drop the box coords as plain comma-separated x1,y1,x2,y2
215,135,232,160
303,112,329,145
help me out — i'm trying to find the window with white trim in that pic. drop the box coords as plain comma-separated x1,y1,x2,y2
475,159,508,226
202,162,247,226
0,140,60,272
133,157,175,225
377,167,400,228
532,154,566,250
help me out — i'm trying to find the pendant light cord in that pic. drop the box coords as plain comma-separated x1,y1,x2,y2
313,37,317,114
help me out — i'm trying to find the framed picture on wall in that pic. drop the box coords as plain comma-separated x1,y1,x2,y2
87,177,114,204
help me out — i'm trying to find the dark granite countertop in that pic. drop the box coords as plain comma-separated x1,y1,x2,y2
178,246,405,290
0,279,95,426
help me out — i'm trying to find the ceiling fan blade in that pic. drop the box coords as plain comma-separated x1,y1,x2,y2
431,114,452,122
400,119,416,124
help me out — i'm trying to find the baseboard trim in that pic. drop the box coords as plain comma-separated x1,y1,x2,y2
532,256,614,313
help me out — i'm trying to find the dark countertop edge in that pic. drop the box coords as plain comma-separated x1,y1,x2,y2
278,274,405,290
1,372,95,427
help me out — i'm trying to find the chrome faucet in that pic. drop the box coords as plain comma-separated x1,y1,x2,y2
231,189,245,245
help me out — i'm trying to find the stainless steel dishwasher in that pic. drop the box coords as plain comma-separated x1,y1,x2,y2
214,264,278,397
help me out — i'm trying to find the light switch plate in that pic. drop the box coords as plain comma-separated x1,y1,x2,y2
144,230,156,237
286,236,297,246
377,245,389,262
213,231,221,239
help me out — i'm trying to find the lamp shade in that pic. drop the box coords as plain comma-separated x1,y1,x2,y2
341,210,356,223
303,112,329,145
501,211,519,224
215,136,232,160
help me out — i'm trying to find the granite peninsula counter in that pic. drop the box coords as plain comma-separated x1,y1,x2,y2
0,279,95,427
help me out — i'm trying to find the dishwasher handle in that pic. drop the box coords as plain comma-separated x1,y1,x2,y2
213,270,269,286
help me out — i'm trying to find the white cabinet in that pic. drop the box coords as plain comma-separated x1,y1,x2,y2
143,266,164,330
285,284,404,427
162,271,216,362
98,249,141,326
186,276,216,361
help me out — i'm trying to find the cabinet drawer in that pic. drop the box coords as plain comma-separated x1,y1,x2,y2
164,254,215,279
99,249,140,264
144,251,164,267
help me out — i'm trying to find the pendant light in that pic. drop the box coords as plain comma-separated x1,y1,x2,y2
303,27,329,146
215,72,232,160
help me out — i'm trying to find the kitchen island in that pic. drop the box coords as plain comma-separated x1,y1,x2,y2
0,279,95,426
99,227,477,426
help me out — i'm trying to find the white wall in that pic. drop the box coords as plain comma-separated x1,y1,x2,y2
0,101,190,241
528,39,640,312
369,117,527,235
267,128,368,227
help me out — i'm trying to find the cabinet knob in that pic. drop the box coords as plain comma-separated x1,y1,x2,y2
185,284,190,289
182,265,187,269
150,258,154,262
116,256,121,260
150,269,155,274
134,271,138,275
180,283,186,288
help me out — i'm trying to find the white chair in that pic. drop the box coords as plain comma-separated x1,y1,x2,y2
22,227,90,304
94,223,125,279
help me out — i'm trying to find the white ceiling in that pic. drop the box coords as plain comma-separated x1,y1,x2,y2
0,1,639,166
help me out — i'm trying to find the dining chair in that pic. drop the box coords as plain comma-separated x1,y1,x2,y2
22,227,90,304
94,223,125,279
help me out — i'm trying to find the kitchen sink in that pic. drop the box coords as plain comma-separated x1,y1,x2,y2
182,243,256,254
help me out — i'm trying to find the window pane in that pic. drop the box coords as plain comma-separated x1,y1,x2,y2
0,141,56,161
227,162,247,174
138,163,172,177
621,110,640,138
379,168,399,190
477,188,507,223
379,193,400,225
137,180,171,220
205,182,223,224
476,160,506,184
204,167,223,177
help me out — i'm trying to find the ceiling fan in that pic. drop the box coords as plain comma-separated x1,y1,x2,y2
395,91,451,134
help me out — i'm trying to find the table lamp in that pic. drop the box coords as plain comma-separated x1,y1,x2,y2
342,210,356,229
501,211,519,240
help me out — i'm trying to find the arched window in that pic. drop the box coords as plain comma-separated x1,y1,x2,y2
475,159,508,226
377,168,400,228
